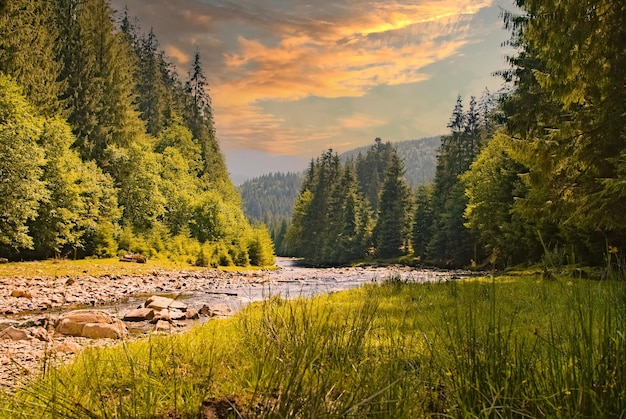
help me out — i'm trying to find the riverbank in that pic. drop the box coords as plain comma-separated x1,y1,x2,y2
3,275,624,418
0,258,466,388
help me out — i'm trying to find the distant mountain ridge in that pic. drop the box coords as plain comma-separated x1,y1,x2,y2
340,136,441,186
240,136,442,224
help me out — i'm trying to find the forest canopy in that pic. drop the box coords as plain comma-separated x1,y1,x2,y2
0,0,273,266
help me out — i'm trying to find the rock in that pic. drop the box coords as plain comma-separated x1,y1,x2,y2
152,308,186,322
0,257,8,263
145,295,187,311
56,309,128,339
154,320,172,332
54,341,82,353
10,289,32,299
30,326,51,342
200,304,232,317
0,326,32,341
120,253,147,263
123,307,155,322
82,321,127,339
185,309,199,320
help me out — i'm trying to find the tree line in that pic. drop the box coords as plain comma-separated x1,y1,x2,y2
283,92,493,266
284,0,626,271
0,0,274,266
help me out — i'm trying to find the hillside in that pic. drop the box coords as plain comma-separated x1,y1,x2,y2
240,136,441,225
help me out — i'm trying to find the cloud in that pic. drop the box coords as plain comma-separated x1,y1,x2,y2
113,0,496,156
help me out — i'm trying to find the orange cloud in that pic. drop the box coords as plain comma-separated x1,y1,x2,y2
115,0,496,156
164,44,191,65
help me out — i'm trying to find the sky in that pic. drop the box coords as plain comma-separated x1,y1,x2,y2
111,0,515,182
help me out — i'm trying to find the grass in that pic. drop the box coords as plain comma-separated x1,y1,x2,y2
0,257,275,278
1,274,624,418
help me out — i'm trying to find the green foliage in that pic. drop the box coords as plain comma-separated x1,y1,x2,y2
0,75,46,249
462,133,541,267
248,224,275,266
411,185,433,258
373,154,412,258
286,148,376,265
498,0,626,265
0,2,258,265
114,140,166,232
425,94,494,267
0,0,62,115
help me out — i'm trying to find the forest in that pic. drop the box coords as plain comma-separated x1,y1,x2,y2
280,2,626,271
1,0,625,273
0,0,274,267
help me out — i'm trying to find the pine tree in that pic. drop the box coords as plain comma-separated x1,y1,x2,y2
356,138,396,214
184,50,228,180
427,96,483,267
0,0,62,115
373,154,412,259
411,185,433,258
500,0,626,263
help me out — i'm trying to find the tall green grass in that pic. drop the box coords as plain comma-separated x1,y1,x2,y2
2,275,624,418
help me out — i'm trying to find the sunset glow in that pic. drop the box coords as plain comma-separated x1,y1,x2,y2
112,0,510,158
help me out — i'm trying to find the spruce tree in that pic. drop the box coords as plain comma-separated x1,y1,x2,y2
373,154,411,259
0,0,62,115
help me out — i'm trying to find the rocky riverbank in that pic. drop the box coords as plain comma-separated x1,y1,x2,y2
0,268,268,389
0,260,468,389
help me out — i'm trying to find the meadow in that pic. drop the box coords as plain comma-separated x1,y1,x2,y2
1,273,624,418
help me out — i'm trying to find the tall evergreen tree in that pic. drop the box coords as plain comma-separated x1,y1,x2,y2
0,0,62,115
411,185,433,259
427,96,484,267
373,154,412,258
356,138,396,214
499,0,626,263
184,50,228,180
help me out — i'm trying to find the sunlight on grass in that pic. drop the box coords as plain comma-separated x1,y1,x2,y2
0,258,276,278
1,275,624,417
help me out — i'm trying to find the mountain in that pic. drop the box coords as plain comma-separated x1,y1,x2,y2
224,149,309,185
341,136,441,186
240,136,442,224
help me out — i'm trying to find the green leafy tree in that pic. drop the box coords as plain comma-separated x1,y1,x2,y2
114,140,166,232
0,76,46,250
248,224,275,266
462,133,540,267
29,118,119,257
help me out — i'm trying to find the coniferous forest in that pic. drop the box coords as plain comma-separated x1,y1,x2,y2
0,0,274,266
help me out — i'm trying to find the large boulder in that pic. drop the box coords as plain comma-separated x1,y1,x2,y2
56,310,127,339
